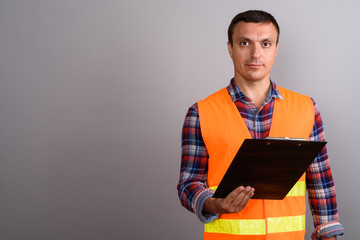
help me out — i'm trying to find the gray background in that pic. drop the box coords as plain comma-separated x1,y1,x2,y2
0,0,358,239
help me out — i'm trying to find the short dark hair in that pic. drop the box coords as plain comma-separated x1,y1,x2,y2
228,10,280,46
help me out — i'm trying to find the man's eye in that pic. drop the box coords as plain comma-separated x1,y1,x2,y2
240,41,249,46
262,42,271,47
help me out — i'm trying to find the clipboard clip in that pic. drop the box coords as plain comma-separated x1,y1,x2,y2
265,137,306,147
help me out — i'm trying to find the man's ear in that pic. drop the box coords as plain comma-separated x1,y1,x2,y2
227,42,233,59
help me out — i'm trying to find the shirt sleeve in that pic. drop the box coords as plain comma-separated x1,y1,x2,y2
177,103,219,223
306,99,344,239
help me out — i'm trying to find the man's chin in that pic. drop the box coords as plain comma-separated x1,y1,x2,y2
243,75,269,83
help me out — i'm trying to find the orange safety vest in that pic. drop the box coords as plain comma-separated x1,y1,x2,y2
198,86,314,240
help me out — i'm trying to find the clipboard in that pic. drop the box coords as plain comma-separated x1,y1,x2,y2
212,138,327,199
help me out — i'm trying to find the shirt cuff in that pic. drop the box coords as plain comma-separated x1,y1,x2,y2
194,188,219,223
312,221,344,239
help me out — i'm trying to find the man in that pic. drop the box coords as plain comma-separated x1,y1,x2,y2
177,10,344,240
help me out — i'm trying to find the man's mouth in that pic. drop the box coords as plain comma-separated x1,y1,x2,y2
246,64,263,67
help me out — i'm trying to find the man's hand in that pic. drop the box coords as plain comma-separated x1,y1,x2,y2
204,186,255,214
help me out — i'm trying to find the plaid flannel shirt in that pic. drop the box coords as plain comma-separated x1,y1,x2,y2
177,79,344,239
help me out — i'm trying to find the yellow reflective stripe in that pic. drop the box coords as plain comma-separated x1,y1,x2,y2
286,181,306,197
204,215,305,235
267,215,305,233
205,219,266,235
209,186,217,191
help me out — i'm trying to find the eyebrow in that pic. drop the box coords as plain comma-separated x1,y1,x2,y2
235,37,251,43
261,38,275,43
235,37,276,43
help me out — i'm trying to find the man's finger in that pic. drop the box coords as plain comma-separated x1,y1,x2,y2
223,186,245,204
231,186,255,210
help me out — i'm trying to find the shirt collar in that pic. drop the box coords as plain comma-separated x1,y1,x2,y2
226,78,284,102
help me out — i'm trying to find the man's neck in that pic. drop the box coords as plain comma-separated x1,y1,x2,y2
234,77,271,109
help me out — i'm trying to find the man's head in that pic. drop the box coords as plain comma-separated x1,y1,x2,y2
228,10,280,47
227,10,280,85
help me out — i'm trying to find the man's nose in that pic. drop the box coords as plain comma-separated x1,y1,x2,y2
250,44,261,59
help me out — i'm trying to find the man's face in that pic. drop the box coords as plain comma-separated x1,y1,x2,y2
227,22,279,84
